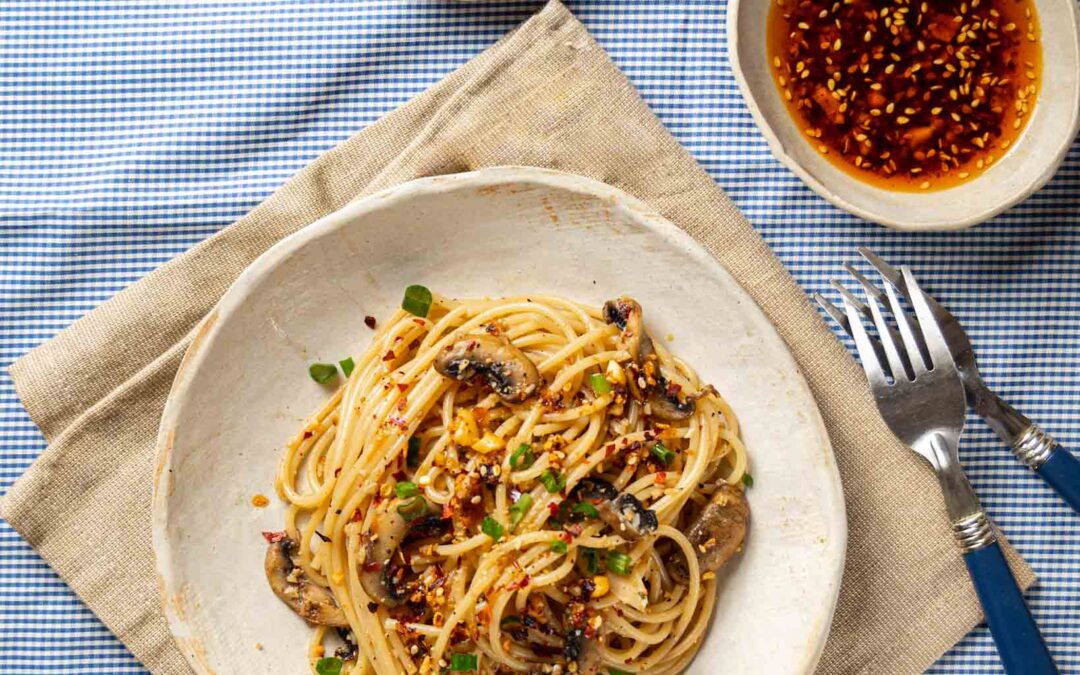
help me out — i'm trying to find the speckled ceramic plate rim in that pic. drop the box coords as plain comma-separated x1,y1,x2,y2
152,166,846,674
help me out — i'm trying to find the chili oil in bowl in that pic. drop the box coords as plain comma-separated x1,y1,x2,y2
728,0,1080,229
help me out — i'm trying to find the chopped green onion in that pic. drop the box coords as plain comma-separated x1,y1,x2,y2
550,540,568,554
509,443,535,471
481,516,505,542
401,284,433,318
651,442,675,465
395,481,419,499
339,356,355,377
315,657,343,675
407,437,421,467
509,494,534,531
588,372,612,396
500,615,523,627
396,496,427,522
609,669,633,675
308,362,338,384
606,550,633,576
572,502,599,519
539,469,565,494
741,473,754,488
448,652,479,671
582,548,600,575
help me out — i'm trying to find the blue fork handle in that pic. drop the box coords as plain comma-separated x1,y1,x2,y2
964,541,1057,674
1037,447,1080,515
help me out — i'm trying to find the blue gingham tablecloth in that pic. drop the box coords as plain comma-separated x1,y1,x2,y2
1,1,1077,672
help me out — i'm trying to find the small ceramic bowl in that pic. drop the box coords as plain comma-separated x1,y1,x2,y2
728,0,1080,230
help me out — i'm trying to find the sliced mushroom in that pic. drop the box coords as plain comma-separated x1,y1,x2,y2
433,334,541,403
603,297,696,421
265,537,349,627
572,478,658,541
602,297,653,362
685,483,749,574
359,498,450,607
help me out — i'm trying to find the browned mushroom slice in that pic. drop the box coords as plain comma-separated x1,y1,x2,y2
433,334,541,403
265,537,349,627
603,296,697,420
572,478,658,541
685,483,750,574
359,497,450,607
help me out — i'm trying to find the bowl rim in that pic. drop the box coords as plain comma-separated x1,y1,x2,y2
726,0,1080,231
151,166,848,674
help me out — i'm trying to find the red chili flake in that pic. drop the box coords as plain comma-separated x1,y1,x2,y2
655,471,667,485
548,502,561,517
408,338,421,351
334,467,342,477
565,523,584,537
363,560,383,573
303,430,313,439
604,443,616,457
386,415,409,430
412,319,426,326
507,574,531,591
559,531,573,543
350,509,363,523
364,315,377,329
472,406,488,425
392,470,407,481
382,350,396,362
665,381,682,398
397,383,409,392
261,531,287,543
442,504,455,519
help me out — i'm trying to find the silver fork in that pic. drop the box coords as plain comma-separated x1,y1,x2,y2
817,248,1080,514
832,265,1056,674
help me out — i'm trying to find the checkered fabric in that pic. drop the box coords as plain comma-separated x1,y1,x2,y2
1,1,1077,672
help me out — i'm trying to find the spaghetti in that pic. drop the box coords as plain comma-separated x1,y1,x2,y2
263,290,751,675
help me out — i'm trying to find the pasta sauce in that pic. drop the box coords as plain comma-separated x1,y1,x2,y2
767,0,1042,191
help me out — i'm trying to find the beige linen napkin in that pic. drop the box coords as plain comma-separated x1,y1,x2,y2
2,2,1032,674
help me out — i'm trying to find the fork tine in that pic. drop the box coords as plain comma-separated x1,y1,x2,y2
842,298,889,389
860,280,909,381
881,278,928,377
903,267,955,370
843,262,889,303
830,278,871,315
858,247,905,290
814,293,852,337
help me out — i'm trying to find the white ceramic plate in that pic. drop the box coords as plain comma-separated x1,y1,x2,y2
152,167,846,674
728,0,1080,230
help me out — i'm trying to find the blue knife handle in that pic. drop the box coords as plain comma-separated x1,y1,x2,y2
1037,447,1080,515
963,541,1057,674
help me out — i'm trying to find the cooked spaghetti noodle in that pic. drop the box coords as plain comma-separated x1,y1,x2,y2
264,291,751,675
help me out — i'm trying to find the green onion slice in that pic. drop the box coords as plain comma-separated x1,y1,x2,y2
582,548,600,575
308,362,338,384
481,516,505,542
606,550,633,575
509,494,534,531
741,473,754,487
395,481,419,499
395,496,427,522
572,502,599,519
550,540,569,554
609,668,633,675
499,615,523,627
509,443,535,471
448,652,479,671
589,372,612,395
315,657,343,675
651,442,675,465
401,285,433,318
338,356,355,377
539,469,565,494
407,437,421,467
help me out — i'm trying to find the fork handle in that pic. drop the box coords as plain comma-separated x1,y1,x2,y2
961,531,1057,674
